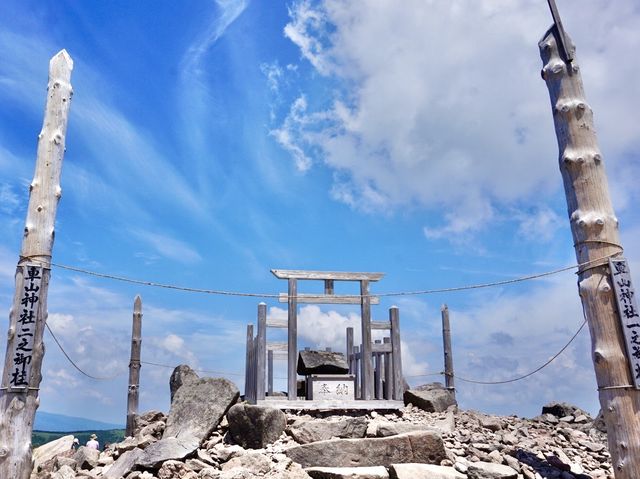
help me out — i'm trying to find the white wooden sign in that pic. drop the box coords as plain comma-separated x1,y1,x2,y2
8,264,42,390
610,258,640,389
310,375,355,400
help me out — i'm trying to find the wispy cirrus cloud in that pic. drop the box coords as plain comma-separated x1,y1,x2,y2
133,230,202,265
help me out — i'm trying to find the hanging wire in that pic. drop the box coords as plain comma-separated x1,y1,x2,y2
452,319,588,385
45,322,128,381
35,252,619,299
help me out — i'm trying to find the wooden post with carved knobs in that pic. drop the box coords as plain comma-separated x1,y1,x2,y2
539,22,640,479
126,295,143,437
0,50,73,479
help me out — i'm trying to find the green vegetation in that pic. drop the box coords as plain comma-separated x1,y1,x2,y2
32,429,125,448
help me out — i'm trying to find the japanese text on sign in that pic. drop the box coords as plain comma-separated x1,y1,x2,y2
610,258,640,389
311,379,354,400
8,264,42,390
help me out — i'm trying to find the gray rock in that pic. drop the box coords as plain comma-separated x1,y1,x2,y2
50,465,77,479
134,410,166,436
54,455,78,471
103,447,145,479
306,465,389,478
32,434,75,472
404,383,457,412
158,460,199,479
479,416,503,432
285,431,446,468
466,461,518,479
390,463,465,479
297,350,349,375
541,402,590,420
375,422,442,438
163,377,239,442
222,452,272,474
228,404,287,448
288,417,368,444
170,364,199,402
137,436,200,469
73,446,100,470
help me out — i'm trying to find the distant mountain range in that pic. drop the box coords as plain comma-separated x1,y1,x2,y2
34,411,124,432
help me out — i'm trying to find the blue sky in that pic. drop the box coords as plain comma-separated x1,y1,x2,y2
1,0,639,424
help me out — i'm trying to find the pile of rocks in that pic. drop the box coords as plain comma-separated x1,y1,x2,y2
31,368,613,479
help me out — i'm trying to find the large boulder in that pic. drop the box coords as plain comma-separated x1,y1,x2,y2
163,377,239,442
169,364,199,403
32,434,75,473
133,410,166,437
285,431,446,468
227,404,287,449
288,417,368,444
136,436,200,469
404,383,456,413
103,447,145,479
73,446,100,469
297,350,349,375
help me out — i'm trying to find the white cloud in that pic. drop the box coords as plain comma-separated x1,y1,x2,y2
133,230,202,265
277,0,640,237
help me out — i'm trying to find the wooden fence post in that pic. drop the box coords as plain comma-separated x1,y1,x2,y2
360,280,373,400
390,306,403,401
267,350,274,396
346,327,354,374
287,279,297,400
126,295,142,437
441,304,455,397
245,324,253,402
383,337,392,400
540,4,639,476
256,303,266,401
0,50,73,479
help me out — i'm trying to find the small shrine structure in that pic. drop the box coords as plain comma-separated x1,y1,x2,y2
244,269,404,409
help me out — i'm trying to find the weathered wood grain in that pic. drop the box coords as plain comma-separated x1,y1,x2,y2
126,295,143,437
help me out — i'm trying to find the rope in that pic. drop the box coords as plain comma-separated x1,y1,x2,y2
30,253,619,300
45,322,128,381
452,319,587,385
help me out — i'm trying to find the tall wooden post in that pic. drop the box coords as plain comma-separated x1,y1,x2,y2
267,350,274,396
441,304,455,397
126,295,142,437
389,306,403,401
287,279,297,400
256,302,266,401
0,50,73,479
383,337,392,400
346,327,354,374
540,8,639,477
360,280,373,400
245,324,253,401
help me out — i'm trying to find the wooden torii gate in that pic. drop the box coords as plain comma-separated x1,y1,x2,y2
245,269,404,409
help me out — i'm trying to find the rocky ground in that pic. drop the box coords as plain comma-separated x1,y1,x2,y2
31,367,613,479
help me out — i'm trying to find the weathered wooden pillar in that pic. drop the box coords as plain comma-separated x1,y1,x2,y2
0,50,73,479
245,324,254,401
267,350,274,396
346,327,354,374
126,295,143,437
389,306,403,401
256,303,266,401
540,10,639,477
360,280,373,400
383,337,392,400
441,304,455,397
287,279,297,400
353,346,360,399
374,339,382,399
